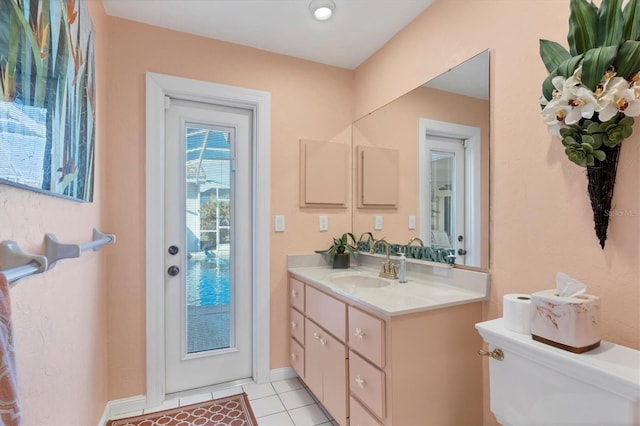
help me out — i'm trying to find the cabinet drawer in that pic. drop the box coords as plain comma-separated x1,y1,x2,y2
290,338,305,379
305,286,346,341
349,351,385,419
290,308,305,344
290,278,305,312
348,306,385,368
350,396,382,426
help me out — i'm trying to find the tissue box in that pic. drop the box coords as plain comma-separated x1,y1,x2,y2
530,289,601,353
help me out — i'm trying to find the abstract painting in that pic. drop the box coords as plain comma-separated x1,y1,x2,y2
0,0,95,201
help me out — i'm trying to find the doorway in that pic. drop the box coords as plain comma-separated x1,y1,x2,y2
145,73,270,406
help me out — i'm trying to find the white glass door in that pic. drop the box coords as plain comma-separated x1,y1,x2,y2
423,135,465,263
164,98,252,394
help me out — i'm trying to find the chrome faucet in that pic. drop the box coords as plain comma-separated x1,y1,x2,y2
372,239,398,279
408,237,424,247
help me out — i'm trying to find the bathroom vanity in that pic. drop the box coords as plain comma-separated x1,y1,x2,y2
288,254,489,425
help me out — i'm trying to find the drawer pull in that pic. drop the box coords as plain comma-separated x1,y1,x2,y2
313,332,321,340
291,321,297,328
355,376,365,388
354,327,365,339
290,353,297,361
291,289,298,298
319,338,326,346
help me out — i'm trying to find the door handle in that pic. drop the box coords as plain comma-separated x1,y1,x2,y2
167,265,180,276
168,245,179,255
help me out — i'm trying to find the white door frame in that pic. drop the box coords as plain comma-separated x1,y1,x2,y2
419,118,481,267
145,72,270,407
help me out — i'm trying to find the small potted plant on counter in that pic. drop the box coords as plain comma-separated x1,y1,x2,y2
315,232,357,269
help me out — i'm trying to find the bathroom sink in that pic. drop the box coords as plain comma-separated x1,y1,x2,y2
329,274,391,289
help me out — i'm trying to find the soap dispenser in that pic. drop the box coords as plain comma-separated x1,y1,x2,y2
398,252,407,283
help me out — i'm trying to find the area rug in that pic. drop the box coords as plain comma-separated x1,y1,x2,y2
107,393,257,426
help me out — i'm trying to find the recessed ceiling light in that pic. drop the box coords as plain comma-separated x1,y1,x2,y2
309,0,336,21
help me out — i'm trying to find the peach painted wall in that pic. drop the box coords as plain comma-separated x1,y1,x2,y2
105,18,354,398
0,0,110,424
354,0,639,424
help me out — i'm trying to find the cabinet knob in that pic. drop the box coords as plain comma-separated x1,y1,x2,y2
319,338,326,346
291,289,298,298
313,332,321,340
291,321,297,329
354,327,365,339
355,376,365,388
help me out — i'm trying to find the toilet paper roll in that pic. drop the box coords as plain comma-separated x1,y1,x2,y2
503,294,532,334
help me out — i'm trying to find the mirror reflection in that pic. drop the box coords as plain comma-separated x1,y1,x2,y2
352,50,489,269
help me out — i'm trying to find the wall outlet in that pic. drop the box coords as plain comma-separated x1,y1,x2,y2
408,215,416,230
319,216,329,232
274,215,285,232
374,215,383,230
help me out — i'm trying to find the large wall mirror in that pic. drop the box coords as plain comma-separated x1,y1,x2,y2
352,50,489,270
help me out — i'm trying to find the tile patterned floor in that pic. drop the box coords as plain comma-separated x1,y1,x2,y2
109,377,337,426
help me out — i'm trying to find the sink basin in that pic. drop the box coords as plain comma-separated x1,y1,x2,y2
329,274,391,289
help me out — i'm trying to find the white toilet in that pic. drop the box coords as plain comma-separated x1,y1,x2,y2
476,318,640,425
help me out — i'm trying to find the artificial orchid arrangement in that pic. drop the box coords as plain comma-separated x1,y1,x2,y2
539,0,640,249
539,0,640,167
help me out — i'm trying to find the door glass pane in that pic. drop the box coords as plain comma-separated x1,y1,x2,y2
185,126,233,354
430,151,455,249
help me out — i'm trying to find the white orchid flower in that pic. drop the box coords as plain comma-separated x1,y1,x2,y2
596,77,636,121
541,97,571,135
564,86,598,124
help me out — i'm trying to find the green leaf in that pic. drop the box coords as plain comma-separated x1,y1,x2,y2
613,40,640,78
568,0,599,55
557,54,584,77
593,150,606,161
598,0,624,47
581,45,619,90
586,154,595,165
540,39,571,72
541,70,559,101
592,133,604,147
581,142,594,153
582,134,596,146
619,116,635,127
622,0,640,41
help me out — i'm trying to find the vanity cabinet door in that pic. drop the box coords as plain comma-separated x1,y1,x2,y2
290,278,305,312
322,331,348,424
290,338,305,379
290,308,304,344
306,285,346,341
349,306,385,368
350,351,385,419
304,319,324,398
350,396,382,426
305,318,348,424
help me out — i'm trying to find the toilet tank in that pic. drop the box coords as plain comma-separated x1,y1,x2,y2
476,318,640,426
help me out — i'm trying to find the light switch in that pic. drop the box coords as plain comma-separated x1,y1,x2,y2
374,215,383,230
409,215,416,230
275,215,285,232
319,216,329,231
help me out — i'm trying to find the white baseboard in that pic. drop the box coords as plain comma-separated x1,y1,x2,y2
99,395,147,425
269,366,298,382
100,368,297,424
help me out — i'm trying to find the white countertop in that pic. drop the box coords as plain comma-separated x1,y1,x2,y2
288,254,489,316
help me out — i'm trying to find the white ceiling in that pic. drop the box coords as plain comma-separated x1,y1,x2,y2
101,0,435,70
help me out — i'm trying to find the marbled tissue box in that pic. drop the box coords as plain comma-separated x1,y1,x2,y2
530,289,601,353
